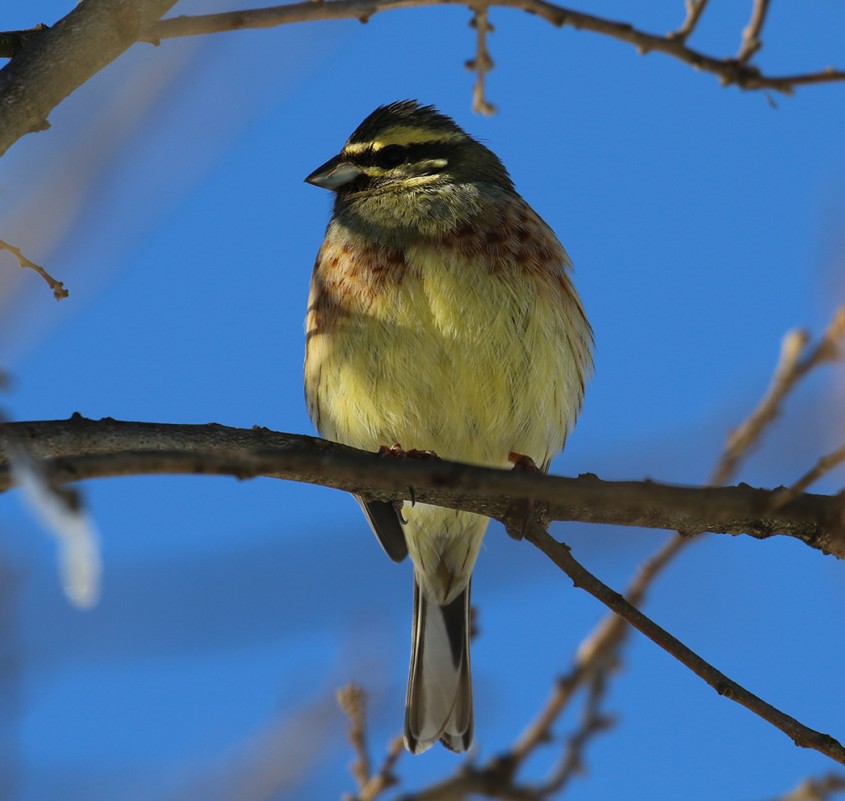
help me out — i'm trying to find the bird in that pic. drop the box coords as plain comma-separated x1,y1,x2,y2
303,100,593,754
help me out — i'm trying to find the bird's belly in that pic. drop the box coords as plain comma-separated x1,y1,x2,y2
306,245,585,469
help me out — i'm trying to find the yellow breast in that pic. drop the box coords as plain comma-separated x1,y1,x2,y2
305,199,592,471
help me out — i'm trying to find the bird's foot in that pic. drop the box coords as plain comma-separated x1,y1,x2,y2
377,443,439,460
508,451,542,472
376,444,439,511
504,452,548,541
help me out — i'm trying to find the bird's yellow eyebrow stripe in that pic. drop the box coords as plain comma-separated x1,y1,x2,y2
344,127,463,153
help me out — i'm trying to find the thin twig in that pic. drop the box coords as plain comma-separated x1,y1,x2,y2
466,7,495,115
759,773,845,801
338,684,371,794
670,0,710,42
527,525,845,766
358,735,405,801
338,686,404,801
770,444,845,511
738,0,771,62
0,239,68,300
714,305,845,485
144,1,845,96
535,670,614,796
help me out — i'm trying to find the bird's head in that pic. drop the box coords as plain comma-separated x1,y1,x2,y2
305,101,514,239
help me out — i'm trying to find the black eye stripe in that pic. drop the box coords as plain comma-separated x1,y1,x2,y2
349,141,455,169
377,144,407,168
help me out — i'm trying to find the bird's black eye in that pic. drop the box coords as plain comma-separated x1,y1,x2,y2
375,144,408,169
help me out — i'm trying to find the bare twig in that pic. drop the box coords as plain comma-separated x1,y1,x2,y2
770,444,845,511
338,684,403,801
759,773,845,801
466,7,495,115
670,0,710,42
357,735,404,801
535,670,614,796
738,0,772,62
0,239,68,300
145,1,845,96
714,305,845,485
527,525,845,766
338,684,371,793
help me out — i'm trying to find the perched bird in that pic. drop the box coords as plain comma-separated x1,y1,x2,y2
304,101,593,753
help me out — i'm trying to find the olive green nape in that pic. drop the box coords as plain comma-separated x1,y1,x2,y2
346,100,465,145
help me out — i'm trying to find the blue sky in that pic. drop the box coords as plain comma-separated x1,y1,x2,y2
2,1,845,799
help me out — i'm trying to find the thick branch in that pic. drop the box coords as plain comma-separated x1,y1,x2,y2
1,417,843,557
145,0,845,94
0,25,49,60
0,0,178,158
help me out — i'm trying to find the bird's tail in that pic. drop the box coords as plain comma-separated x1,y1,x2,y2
404,578,473,754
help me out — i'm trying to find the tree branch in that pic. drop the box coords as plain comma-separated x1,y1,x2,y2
466,6,496,115
145,0,845,94
715,307,845,484
670,0,709,43
527,525,845,766
1,417,843,557
738,0,771,62
0,238,68,300
0,0,178,158
0,25,49,60
1,0,841,163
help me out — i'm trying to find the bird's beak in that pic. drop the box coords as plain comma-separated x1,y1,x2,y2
305,154,363,190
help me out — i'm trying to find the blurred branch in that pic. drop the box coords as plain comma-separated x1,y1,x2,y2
533,669,614,797
146,0,845,95
338,684,372,795
738,0,771,62
714,306,845,485
770,444,845,512
760,773,845,801
337,684,404,801
0,238,68,300
671,0,709,43
357,737,405,801
0,0,177,158
1,417,843,557
170,693,339,801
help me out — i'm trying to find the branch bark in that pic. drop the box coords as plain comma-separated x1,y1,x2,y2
0,0,178,158
2,417,843,557
145,0,845,94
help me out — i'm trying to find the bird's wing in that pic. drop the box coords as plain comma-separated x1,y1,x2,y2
356,496,408,562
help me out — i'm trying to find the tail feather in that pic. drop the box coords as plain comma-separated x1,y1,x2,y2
404,579,473,754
